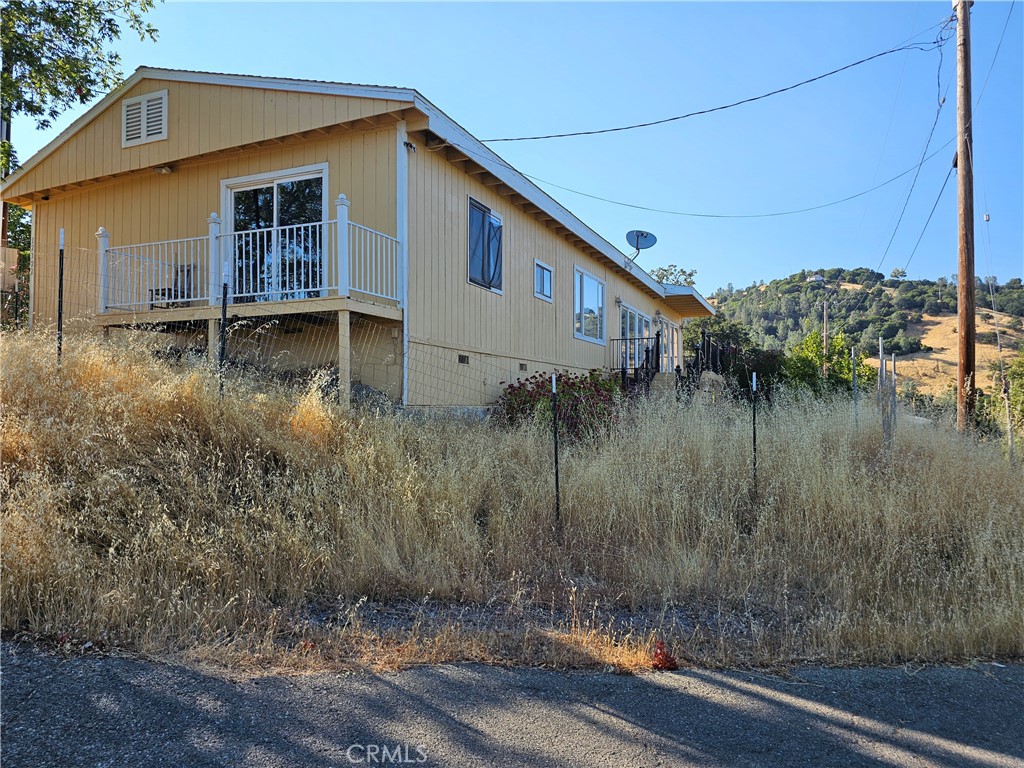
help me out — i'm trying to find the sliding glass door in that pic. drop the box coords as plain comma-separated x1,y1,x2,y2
618,306,652,370
230,173,325,302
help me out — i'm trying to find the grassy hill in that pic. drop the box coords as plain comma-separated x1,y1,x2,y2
710,268,1024,399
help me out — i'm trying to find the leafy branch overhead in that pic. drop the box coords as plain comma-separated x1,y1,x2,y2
0,0,159,171
650,264,697,287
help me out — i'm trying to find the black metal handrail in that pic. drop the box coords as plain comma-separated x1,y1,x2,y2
692,331,738,375
610,331,661,390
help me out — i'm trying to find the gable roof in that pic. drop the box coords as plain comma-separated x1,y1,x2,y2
2,67,713,314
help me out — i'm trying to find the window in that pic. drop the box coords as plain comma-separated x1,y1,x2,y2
222,164,328,302
122,90,168,147
468,199,502,291
574,267,605,344
534,260,553,302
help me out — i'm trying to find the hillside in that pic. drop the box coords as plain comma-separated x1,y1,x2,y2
863,310,1023,399
710,268,1024,398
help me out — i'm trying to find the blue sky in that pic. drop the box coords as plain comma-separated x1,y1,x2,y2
13,1,1023,297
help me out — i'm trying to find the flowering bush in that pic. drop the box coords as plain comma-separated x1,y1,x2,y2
494,369,621,442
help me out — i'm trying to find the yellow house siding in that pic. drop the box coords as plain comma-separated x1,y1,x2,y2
3,78,410,200
29,127,398,323
405,137,685,407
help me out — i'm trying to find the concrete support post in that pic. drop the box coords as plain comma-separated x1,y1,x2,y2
337,310,351,408
207,318,219,364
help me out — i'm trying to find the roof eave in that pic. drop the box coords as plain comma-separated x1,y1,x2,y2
2,66,421,198
662,284,716,317
413,94,670,299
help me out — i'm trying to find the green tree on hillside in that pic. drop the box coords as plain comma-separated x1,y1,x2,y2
784,331,874,394
1007,351,1024,438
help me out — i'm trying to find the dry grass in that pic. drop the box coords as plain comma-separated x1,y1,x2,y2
865,310,1022,399
2,330,1022,673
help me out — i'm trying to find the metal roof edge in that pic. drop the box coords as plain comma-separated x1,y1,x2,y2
412,94,669,299
2,67,419,197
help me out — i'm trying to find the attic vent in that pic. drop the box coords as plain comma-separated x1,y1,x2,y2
122,90,168,148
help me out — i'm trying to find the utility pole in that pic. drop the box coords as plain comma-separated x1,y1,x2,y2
954,0,976,432
822,301,829,378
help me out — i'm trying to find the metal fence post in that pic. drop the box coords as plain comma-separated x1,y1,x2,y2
551,373,562,539
57,228,65,366
219,281,228,398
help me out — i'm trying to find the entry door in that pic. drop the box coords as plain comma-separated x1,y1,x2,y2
231,176,324,302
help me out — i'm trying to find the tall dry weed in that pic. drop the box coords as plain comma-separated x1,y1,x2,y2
2,330,1021,666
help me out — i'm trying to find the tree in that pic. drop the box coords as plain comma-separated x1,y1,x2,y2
1007,351,1024,437
784,330,874,394
649,264,697,287
890,268,907,280
1,0,159,243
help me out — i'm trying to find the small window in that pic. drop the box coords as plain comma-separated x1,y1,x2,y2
122,90,168,148
574,267,606,344
468,198,502,291
534,260,553,302
458,354,470,365
519,363,528,372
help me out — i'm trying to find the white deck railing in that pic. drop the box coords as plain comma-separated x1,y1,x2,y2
98,205,401,313
225,221,331,304
349,222,399,300
104,236,209,312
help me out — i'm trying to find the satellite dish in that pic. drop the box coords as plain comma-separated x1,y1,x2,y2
626,230,657,250
624,230,657,270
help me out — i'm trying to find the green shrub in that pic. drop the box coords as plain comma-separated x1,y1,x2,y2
495,369,621,442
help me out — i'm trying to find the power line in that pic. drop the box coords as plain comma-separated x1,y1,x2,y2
819,0,1020,331
901,167,955,274
483,24,952,143
442,134,956,220
871,16,954,275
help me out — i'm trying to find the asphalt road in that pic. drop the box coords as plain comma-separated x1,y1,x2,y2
2,641,1022,767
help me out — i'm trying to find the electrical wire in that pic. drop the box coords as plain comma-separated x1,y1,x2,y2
828,0,1018,340
438,133,957,220
975,0,1018,106
871,17,954,276
483,24,952,143
900,167,955,275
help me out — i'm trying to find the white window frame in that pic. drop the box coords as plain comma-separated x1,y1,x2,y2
121,89,168,148
533,259,553,303
220,163,330,233
573,265,606,346
618,302,652,369
467,197,503,294
660,319,680,372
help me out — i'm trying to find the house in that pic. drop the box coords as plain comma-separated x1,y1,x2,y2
1,68,714,408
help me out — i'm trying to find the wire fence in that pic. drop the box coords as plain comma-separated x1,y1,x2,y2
10,242,1018,471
